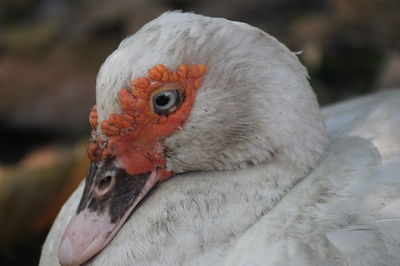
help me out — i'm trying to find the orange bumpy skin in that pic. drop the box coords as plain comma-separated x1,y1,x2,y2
87,64,207,176
88,105,98,130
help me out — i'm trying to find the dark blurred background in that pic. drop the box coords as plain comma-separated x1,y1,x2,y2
0,0,399,265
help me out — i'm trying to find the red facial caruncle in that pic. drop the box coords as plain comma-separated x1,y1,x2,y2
58,64,207,266
87,64,207,178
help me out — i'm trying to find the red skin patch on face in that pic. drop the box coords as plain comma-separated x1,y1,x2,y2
87,64,207,177
88,105,98,130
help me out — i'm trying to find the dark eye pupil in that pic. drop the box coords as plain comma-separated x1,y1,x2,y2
155,94,170,106
152,89,179,115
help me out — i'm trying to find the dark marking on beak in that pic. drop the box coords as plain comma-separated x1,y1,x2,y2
77,158,150,223
59,158,160,266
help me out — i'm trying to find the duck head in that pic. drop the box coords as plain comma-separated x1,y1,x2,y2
58,11,327,266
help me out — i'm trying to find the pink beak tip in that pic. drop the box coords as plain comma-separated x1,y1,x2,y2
58,236,77,266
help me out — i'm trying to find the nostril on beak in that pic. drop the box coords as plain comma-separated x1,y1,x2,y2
94,174,116,198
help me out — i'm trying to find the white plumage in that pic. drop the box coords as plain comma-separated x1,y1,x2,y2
40,12,400,266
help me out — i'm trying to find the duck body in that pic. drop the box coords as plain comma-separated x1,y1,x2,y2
40,12,400,266
226,91,400,266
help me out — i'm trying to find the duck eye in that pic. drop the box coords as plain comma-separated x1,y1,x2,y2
152,90,180,115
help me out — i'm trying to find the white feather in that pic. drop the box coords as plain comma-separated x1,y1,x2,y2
40,12,400,266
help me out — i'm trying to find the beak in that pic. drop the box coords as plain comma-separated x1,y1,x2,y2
58,158,161,266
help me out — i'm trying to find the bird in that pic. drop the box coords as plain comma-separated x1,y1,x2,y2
39,11,400,266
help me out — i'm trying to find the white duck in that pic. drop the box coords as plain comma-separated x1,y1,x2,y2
40,12,400,266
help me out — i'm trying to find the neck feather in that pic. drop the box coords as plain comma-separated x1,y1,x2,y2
88,160,306,265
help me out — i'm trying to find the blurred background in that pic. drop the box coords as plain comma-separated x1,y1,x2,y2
0,0,399,265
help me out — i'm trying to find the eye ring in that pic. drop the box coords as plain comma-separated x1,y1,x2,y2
152,89,180,115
